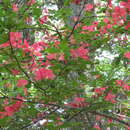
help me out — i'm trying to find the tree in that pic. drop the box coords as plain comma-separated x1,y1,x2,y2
0,0,130,129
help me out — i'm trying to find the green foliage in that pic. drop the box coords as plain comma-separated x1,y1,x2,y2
0,0,130,129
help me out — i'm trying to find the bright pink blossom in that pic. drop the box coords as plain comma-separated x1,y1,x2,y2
84,4,94,11
108,0,112,7
34,68,55,80
108,118,113,123
82,25,96,32
103,18,110,23
74,97,85,102
46,53,57,60
71,46,89,60
4,95,23,117
116,80,124,86
39,16,48,24
124,52,130,59
12,4,18,12
17,79,28,87
105,93,116,103
10,32,22,47
94,87,106,95
0,41,10,48
123,84,130,91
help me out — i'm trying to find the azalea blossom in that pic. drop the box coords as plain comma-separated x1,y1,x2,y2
84,4,94,11
71,46,89,60
12,4,18,12
34,68,55,80
17,79,28,87
124,52,130,59
94,87,106,95
105,93,116,103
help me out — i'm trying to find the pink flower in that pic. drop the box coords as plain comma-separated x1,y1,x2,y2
84,4,94,11
10,32,22,47
71,46,89,60
28,0,35,6
105,93,116,103
124,52,130,59
5,98,23,116
58,54,65,61
17,79,28,87
123,84,130,91
0,112,7,119
93,124,101,130
74,97,85,102
108,0,112,7
11,69,20,75
39,16,48,24
108,118,113,123
4,106,16,116
116,80,124,86
12,4,18,12
103,18,110,23
34,68,55,80
46,53,57,60
82,25,95,32
0,41,10,48
94,87,106,95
